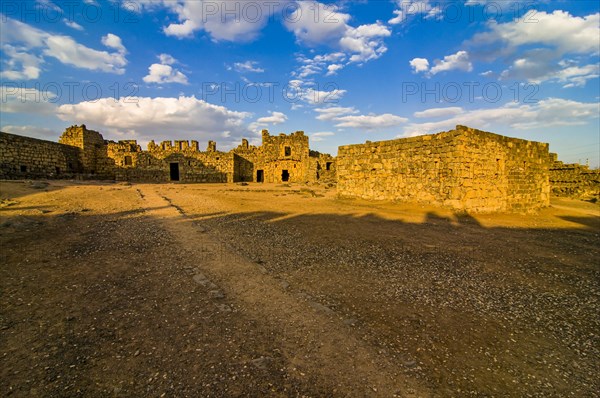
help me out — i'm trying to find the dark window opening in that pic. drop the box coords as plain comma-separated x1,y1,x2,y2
170,162,180,181
20,165,27,172
216,157,220,160
281,170,290,182
55,167,61,175
284,146,291,156
257,169,264,183
326,162,332,171
188,161,192,166
148,158,152,165
67,162,73,171
316,171,320,180
124,156,133,166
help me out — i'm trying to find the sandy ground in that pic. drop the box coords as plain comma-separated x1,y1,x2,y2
0,180,598,397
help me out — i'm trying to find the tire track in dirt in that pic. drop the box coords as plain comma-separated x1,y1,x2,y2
138,184,429,397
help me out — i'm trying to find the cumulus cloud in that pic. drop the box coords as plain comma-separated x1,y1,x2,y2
334,113,408,131
314,106,358,121
469,10,600,86
409,58,429,73
0,18,127,79
414,107,464,118
0,85,57,114
233,61,264,73
143,53,188,84
410,51,472,75
0,124,59,140
286,1,391,79
388,1,441,25
63,19,84,31
310,131,335,142
402,98,599,136
56,95,251,145
249,111,288,132
137,0,288,42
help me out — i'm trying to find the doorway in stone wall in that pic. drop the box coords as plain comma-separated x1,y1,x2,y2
170,162,180,181
257,170,264,183
281,170,289,182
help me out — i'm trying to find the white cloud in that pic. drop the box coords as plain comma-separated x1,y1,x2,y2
469,10,600,86
414,107,463,118
145,0,287,42
388,1,438,25
472,10,600,56
409,58,429,73
143,54,188,84
314,106,358,121
63,19,84,31
233,61,264,73
402,98,599,136
501,56,599,88
285,1,350,47
302,87,347,105
412,51,472,76
430,50,473,74
248,111,288,132
326,64,344,76
256,111,287,125
311,131,335,142
0,44,43,80
286,1,391,79
0,86,57,114
0,18,127,78
0,124,58,140
334,113,408,130
56,95,251,144
158,53,176,65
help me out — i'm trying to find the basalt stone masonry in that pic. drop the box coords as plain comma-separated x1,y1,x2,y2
337,125,552,213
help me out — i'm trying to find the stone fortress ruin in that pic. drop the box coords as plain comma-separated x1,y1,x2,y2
1,124,598,213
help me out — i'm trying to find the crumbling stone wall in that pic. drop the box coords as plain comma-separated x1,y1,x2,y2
252,130,311,183
1,125,334,185
59,125,115,178
337,125,550,213
0,132,83,179
549,154,600,200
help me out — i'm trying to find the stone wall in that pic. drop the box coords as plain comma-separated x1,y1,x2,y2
59,125,115,178
252,130,311,183
549,154,600,200
337,125,550,213
0,132,83,179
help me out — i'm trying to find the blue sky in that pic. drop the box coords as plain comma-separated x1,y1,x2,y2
1,0,599,166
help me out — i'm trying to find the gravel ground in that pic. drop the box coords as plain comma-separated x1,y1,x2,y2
1,180,598,397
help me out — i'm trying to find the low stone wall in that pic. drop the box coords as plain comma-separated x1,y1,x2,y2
549,155,600,199
337,126,550,213
0,132,83,179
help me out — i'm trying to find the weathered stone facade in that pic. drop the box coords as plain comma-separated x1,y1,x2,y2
4,124,594,213
0,125,334,184
549,154,600,200
337,125,551,213
0,132,83,179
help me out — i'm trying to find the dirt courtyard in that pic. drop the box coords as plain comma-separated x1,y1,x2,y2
1,180,598,397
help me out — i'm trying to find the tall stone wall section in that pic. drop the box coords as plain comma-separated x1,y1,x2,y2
337,125,550,213
0,132,83,179
253,130,311,183
549,154,600,200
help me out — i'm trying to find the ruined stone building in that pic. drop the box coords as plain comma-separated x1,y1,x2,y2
1,124,597,213
0,125,335,184
549,153,600,200
336,125,552,213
